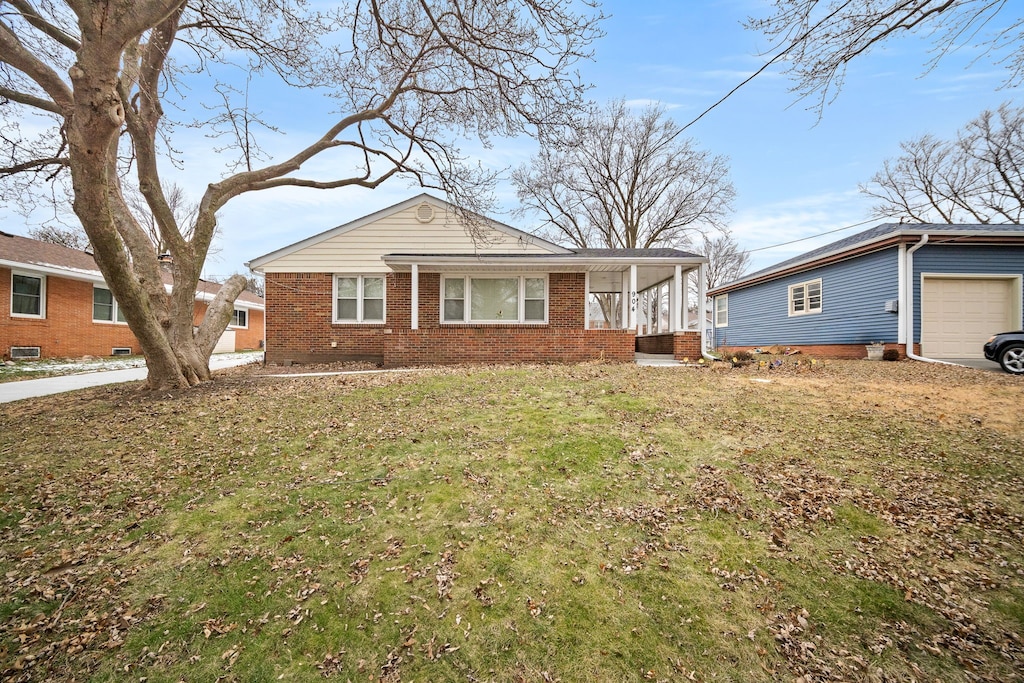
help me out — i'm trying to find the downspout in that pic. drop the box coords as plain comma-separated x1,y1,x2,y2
903,234,957,365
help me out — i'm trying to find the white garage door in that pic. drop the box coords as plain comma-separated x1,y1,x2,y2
921,277,1016,358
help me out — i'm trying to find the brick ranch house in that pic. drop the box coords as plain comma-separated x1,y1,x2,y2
2,231,265,360
247,194,710,367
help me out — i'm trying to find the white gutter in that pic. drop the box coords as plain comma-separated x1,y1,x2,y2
903,234,957,366
382,254,707,268
0,259,105,283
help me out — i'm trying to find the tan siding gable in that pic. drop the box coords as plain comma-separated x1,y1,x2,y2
261,204,555,273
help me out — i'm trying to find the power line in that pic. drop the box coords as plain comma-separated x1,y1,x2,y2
676,0,857,135
747,216,881,253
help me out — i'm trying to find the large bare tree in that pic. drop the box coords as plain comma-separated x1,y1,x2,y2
863,103,1024,224
511,99,735,250
0,0,601,389
748,1,1024,113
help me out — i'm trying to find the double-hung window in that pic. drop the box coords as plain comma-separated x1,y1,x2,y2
92,287,128,323
789,279,822,316
714,294,728,327
335,275,385,323
442,275,547,324
11,273,45,318
230,309,248,328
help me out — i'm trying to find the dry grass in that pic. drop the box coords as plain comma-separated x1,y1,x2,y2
1,359,1022,682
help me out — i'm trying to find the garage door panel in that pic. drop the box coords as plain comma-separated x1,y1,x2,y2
922,277,1014,358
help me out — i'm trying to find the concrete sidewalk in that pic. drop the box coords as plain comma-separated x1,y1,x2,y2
0,352,263,404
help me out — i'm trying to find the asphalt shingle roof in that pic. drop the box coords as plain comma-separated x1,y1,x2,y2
717,223,1024,291
1,231,264,306
0,230,102,275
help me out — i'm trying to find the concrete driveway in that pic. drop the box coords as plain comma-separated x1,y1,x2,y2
0,352,262,404
945,358,1004,373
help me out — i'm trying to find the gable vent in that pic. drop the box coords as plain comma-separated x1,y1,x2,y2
10,346,41,360
415,202,435,223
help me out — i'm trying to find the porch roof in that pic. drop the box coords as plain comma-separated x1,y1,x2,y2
382,250,705,292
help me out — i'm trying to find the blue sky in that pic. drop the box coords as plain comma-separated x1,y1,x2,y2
4,0,1020,280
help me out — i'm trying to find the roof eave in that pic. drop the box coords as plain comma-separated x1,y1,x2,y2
382,254,708,269
0,258,106,283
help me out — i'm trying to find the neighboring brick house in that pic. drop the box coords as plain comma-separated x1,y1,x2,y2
1,231,265,359
708,224,1024,360
247,194,709,367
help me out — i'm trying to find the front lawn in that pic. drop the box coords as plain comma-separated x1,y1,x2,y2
1,361,1022,681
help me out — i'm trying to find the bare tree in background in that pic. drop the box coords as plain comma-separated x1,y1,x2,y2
748,1,1023,113
0,0,602,389
512,99,735,250
701,232,751,290
863,103,1024,224
126,183,199,255
30,182,199,254
27,225,89,250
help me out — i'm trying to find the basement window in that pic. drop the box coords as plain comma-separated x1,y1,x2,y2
10,346,41,360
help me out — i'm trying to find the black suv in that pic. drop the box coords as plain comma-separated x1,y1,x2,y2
983,331,1024,375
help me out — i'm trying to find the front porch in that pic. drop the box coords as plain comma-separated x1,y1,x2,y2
377,249,709,364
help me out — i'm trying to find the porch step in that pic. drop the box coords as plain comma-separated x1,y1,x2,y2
635,353,681,367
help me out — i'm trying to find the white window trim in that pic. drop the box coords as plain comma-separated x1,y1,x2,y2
788,278,822,317
92,286,128,325
333,274,387,324
11,271,46,319
440,274,549,325
714,294,728,328
229,308,249,329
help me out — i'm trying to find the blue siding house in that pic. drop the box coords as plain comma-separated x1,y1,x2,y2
709,224,1024,360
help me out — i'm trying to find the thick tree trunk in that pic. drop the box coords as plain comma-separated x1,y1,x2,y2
64,12,245,390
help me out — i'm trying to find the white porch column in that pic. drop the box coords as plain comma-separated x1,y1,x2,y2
411,264,419,330
671,265,682,332
698,262,708,352
620,270,629,329
584,271,590,330
682,268,690,330
629,264,638,332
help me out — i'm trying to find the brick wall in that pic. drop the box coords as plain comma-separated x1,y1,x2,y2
264,270,635,365
673,332,703,359
2,266,265,360
385,328,635,366
2,267,138,359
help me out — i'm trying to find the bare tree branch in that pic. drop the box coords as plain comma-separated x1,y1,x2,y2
748,1,1022,115
862,102,1024,224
